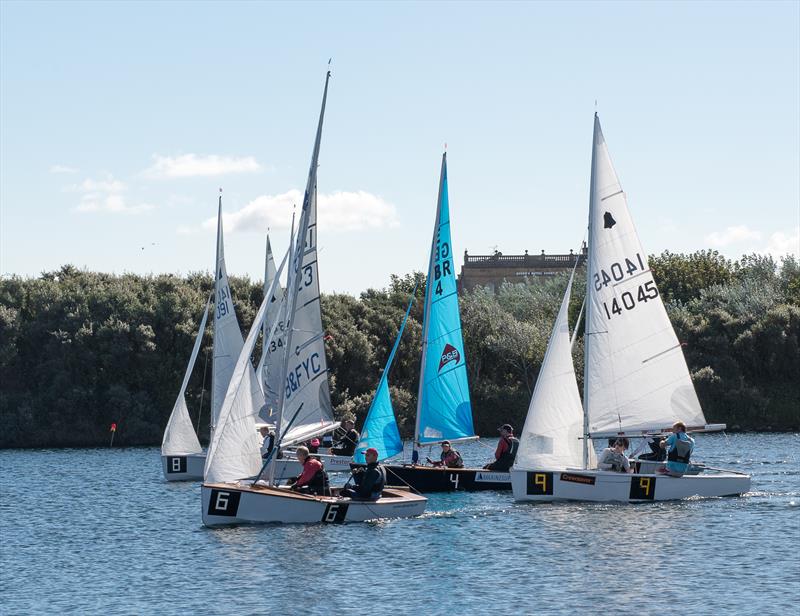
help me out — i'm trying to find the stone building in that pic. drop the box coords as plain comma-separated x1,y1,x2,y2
457,244,587,293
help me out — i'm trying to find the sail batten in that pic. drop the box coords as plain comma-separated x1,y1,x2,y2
415,153,474,446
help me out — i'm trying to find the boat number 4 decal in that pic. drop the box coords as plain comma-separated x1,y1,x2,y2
449,473,460,490
322,503,349,523
629,476,656,500
207,490,241,516
526,472,553,496
166,456,187,474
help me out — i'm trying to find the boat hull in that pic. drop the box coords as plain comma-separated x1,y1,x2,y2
510,468,751,503
162,453,206,481
383,465,511,492
273,453,352,478
201,483,427,526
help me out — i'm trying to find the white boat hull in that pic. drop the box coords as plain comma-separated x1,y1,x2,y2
511,468,751,503
201,483,427,526
162,453,206,481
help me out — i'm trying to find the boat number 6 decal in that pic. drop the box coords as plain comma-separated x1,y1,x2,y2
207,489,241,516
322,503,349,523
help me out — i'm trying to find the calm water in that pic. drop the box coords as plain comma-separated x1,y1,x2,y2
1,433,798,615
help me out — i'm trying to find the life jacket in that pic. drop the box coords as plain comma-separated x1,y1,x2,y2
442,449,464,468
373,464,386,496
668,436,692,464
500,436,519,461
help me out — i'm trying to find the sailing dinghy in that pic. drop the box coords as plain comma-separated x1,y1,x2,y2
510,114,750,503
161,198,267,481
202,69,427,525
382,153,511,492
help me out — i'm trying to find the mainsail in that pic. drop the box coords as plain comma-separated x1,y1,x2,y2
161,297,211,456
353,294,415,464
273,70,338,449
584,114,706,439
256,234,286,419
211,196,266,430
415,153,475,445
515,272,596,470
204,251,288,484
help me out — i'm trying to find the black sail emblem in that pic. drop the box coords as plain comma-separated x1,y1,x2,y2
603,212,617,229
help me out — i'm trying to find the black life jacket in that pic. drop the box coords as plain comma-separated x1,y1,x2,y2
373,464,386,496
502,436,520,460
668,437,692,464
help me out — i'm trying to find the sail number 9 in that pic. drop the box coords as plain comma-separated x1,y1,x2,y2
216,286,231,320
602,281,659,320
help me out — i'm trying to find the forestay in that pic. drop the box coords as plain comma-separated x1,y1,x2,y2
211,197,266,430
204,251,289,484
415,153,475,445
584,114,706,437
161,297,210,456
354,295,414,463
516,272,596,470
275,71,338,449
256,234,286,420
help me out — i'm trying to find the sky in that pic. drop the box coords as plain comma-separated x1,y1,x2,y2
1,1,798,295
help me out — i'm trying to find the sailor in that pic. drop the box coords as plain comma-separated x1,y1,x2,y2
428,440,464,468
332,419,360,456
484,424,519,471
289,446,329,495
658,421,695,476
259,426,275,460
341,447,386,500
597,438,632,473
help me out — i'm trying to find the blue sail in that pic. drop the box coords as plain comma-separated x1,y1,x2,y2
415,153,475,445
353,294,415,463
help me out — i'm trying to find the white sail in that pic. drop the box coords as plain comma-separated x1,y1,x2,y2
161,298,210,456
256,234,286,419
515,273,596,470
211,197,266,430
584,115,706,438
274,72,338,449
205,251,288,484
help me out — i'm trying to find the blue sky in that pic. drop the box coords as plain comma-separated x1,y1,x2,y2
1,1,798,294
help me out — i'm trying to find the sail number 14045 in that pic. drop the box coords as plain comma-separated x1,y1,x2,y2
602,280,659,320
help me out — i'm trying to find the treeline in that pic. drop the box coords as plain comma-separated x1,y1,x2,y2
0,251,797,448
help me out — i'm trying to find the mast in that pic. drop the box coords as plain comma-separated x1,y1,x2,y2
413,152,447,456
210,191,222,432
269,68,331,485
582,114,599,470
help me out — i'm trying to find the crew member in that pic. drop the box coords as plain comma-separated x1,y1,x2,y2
484,424,519,471
288,446,328,495
259,426,275,460
341,447,386,500
332,419,360,456
597,438,631,473
428,441,464,468
658,421,695,476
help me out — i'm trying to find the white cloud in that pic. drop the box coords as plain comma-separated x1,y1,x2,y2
764,226,799,258
199,189,399,233
705,225,762,247
69,174,152,215
50,164,78,174
142,154,262,179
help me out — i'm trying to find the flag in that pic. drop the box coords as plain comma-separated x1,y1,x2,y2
110,423,117,432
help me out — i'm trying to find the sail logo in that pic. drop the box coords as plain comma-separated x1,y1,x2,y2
438,343,460,371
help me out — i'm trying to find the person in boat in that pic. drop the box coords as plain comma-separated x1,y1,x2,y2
288,446,329,495
637,435,667,461
597,438,632,473
332,419,360,456
483,424,519,471
259,426,276,460
658,421,695,476
341,447,386,500
306,437,321,454
427,440,464,468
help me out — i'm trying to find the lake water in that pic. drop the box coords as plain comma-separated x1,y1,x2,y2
1,433,798,615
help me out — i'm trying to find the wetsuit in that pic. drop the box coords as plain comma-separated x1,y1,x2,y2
343,462,386,500
332,428,360,456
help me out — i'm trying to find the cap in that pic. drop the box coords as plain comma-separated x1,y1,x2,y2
498,424,513,432
364,447,379,457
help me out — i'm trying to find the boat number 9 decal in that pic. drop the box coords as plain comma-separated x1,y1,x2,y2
449,474,460,490
322,503,349,524
166,456,187,474
207,489,241,516
629,476,656,500
527,472,553,496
